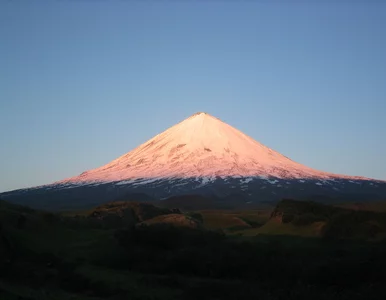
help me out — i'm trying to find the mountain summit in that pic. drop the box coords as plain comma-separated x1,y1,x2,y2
61,112,365,184
2,112,385,210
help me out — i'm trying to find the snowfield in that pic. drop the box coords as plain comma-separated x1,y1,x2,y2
57,112,373,185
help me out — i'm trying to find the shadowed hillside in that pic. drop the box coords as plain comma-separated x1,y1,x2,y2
87,201,181,227
1,197,386,299
138,214,202,229
256,199,386,240
158,194,231,211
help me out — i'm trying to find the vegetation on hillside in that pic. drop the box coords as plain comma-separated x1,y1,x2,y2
268,198,386,240
1,197,386,299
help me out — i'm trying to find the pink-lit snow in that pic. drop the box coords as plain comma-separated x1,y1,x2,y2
58,112,371,184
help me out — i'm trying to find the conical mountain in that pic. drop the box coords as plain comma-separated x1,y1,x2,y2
2,112,385,210
62,112,365,183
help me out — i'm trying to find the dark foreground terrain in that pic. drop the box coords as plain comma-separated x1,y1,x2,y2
1,197,386,299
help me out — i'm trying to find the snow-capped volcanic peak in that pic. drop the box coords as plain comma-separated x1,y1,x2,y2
60,112,368,184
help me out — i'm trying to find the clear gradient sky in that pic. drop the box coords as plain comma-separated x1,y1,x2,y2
1,1,385,192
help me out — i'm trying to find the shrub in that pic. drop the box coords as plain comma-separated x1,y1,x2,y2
186,212,204,223
281,214,294,223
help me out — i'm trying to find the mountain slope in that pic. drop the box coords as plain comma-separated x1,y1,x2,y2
60,112,368,183
1,112,386,210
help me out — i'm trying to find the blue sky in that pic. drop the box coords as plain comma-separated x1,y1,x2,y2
1,1,385,192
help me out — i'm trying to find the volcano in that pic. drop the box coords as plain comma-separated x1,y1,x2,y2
1,112,385,210
60,112,366,182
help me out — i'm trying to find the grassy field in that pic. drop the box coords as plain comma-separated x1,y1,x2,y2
232,219,325,237
199,209,271,231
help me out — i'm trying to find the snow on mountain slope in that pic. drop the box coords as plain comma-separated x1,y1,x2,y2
58,112,369,184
